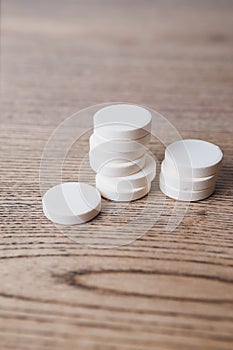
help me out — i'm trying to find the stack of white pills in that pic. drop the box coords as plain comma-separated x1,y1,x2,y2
89,104,156,201
160,139,223,201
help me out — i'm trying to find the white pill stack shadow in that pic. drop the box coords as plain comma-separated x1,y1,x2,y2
89,104,156,201
160,139,223,201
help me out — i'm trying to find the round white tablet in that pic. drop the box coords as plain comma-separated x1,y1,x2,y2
160,178,215,202
89,132,150,153
165,139,223,177
89,146,146,165
90,153,146,177
160,160,217,191
96,180,151,202
42,182,101,225
94,104,152,139
96,154,156,190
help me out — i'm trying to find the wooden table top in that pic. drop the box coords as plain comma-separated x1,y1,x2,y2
1,1,233,349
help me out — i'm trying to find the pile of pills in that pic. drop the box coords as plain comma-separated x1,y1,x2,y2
42,104,223,225
160,139,223,201
89,104,156,201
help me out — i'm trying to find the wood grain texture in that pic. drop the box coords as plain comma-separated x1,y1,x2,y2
1,1,233,349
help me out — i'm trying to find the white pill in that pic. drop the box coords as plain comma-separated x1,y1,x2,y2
94,104,152,139
160,160,217,191
165,139,223,177
42,182,101,225
96,179,151,202
89,132,150,153
90,153,146,177
96,153,156,190
160,178,215,202
89,146,146,165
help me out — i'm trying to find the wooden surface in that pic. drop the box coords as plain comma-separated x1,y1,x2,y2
1,1,233,349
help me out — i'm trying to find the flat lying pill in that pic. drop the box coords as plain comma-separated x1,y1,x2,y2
96,154,156,190
96,180,151,202
160,160,217,191
165,139,223,177
94,104,152,139
42,182,101,225
89,132,150,153
160,179,215,202
90,153,146,177
89,147,145,165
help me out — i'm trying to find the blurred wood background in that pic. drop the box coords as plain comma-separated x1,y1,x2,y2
1,1,233,349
